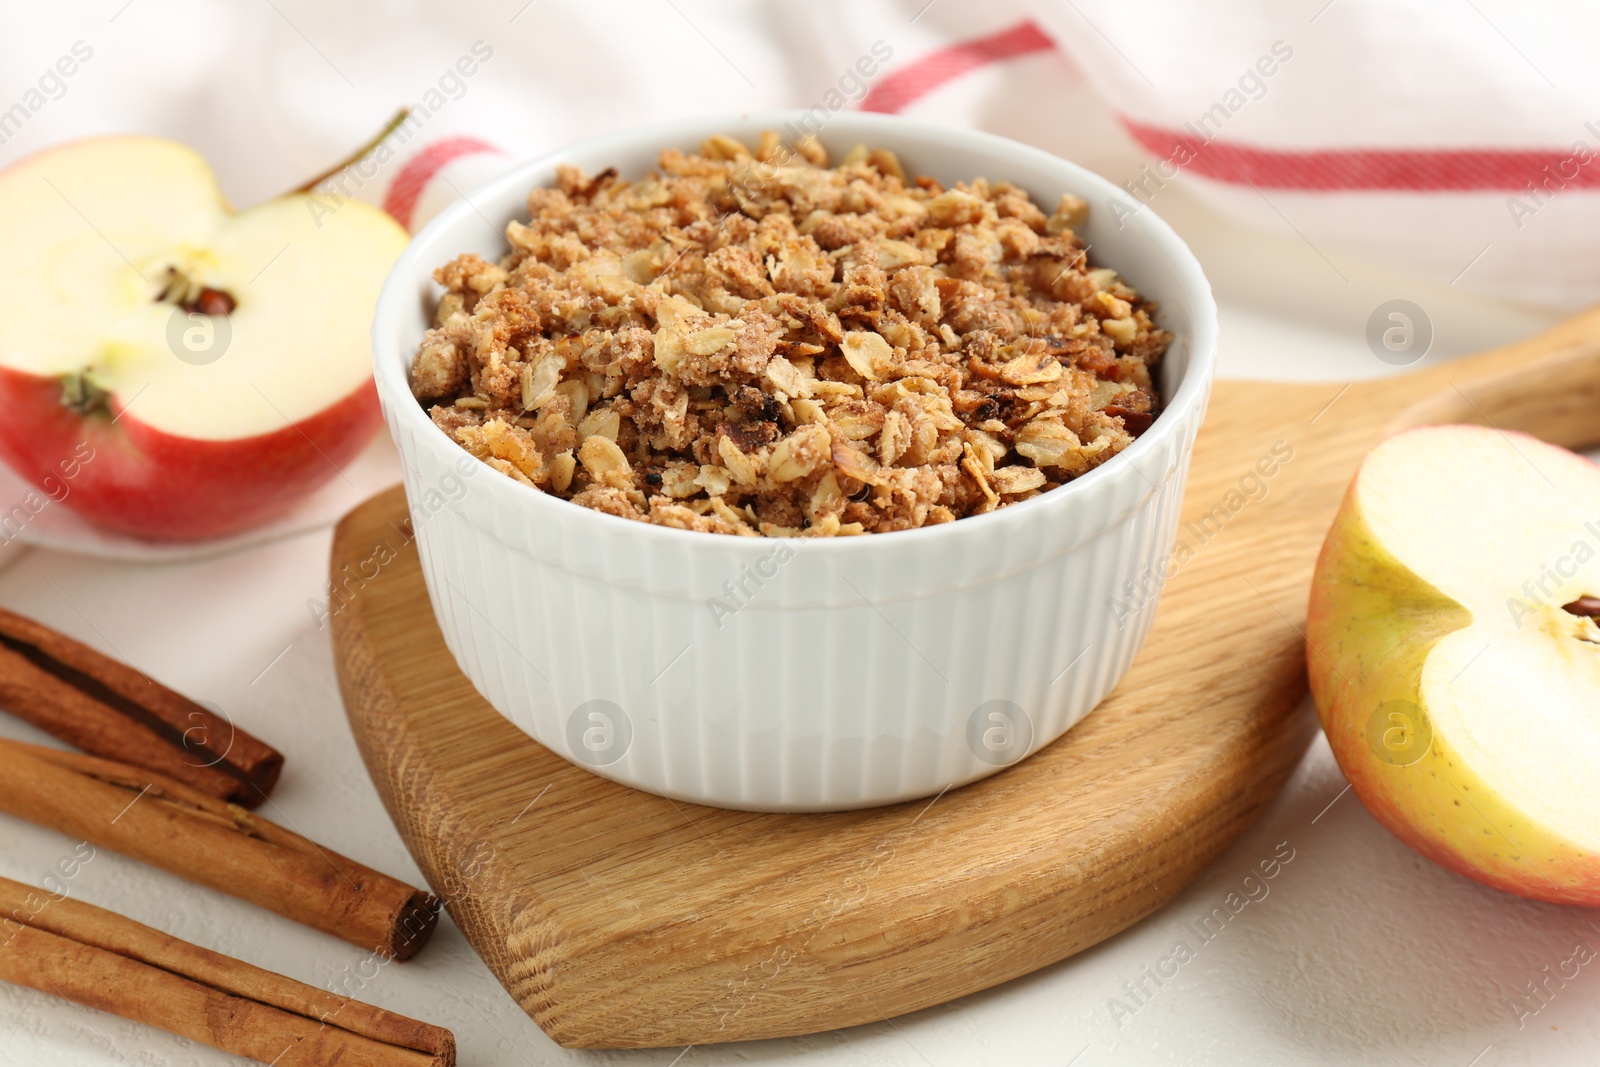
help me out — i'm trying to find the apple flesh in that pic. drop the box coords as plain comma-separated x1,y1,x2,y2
1308,424,1600,906
0,136,408,540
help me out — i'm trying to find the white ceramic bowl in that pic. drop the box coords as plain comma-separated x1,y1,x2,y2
372,111,1216,812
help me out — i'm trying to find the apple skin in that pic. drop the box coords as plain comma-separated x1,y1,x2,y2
0,365,381,542
1307,429,1600,907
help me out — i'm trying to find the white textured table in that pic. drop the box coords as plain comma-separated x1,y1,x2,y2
1,14,1595,1062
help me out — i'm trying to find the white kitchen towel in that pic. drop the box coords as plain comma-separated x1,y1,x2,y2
6,1,1597,306
1024,0,1600,309
320,1,1600,310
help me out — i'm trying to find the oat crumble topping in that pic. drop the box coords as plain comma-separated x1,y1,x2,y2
411,132,1171,536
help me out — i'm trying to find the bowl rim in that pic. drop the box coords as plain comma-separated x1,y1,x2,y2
372,110,1217,555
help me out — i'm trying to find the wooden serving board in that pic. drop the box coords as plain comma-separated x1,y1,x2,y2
331,310,1600,1049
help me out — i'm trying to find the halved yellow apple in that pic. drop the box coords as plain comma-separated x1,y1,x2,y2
1308,424,1600,905
0,135,408,540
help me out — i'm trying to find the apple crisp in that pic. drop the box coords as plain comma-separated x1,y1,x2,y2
411,132,1170,536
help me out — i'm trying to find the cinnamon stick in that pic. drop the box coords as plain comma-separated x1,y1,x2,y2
0,607,282,807
0,877,454,1066
0,739,438,960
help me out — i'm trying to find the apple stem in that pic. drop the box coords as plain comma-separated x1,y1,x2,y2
289,107,412,196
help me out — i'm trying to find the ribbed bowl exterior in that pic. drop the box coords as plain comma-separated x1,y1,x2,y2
373,112,1218,811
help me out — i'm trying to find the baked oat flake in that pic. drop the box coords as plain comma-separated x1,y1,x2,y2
411,131,1171,536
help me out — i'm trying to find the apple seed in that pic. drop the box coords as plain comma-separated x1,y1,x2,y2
156,266,235,317
1562,595,1600,618
184,287,236,317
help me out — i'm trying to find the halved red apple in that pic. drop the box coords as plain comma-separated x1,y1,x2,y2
0,136,408,540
